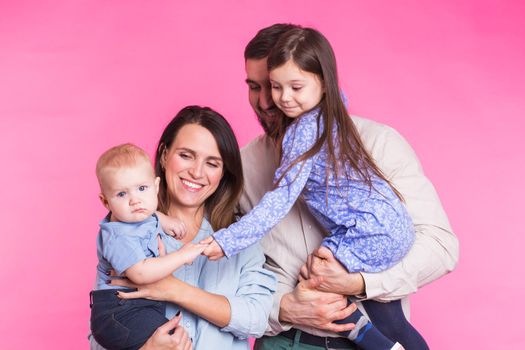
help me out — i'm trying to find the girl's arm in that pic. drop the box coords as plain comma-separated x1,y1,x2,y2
213,112,321,258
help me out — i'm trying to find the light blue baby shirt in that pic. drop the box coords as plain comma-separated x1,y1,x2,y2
95,214,168,290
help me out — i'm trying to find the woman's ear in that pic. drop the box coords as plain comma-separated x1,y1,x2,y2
160,146,167,170
154,177,160,194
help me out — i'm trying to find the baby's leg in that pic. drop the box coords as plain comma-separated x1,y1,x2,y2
91,288,169,350
363,299,429,350
335,298,398,350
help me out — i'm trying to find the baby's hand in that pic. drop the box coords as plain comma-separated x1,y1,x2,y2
200,236,225,261
178,242,207,265
159,215,187,240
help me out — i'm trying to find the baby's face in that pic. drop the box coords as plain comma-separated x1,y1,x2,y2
99,161,159,223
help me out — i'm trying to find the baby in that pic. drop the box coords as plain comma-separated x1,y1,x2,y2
90,143,205,350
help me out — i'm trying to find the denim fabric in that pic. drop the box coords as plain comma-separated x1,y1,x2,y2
90,288,169,350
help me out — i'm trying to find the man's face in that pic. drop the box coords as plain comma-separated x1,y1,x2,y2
245,58,280,135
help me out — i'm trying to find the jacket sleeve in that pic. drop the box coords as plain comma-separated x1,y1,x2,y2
220,244,277,338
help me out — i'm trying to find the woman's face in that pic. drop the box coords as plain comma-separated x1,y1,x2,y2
163,123,224,212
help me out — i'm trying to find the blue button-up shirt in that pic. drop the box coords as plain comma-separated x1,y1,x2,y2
163,219,275,349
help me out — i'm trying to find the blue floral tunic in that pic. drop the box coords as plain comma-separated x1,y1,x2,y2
214,108,414,272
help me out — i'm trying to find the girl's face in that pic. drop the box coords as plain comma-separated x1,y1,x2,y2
269,59,324,118
162,124,224,212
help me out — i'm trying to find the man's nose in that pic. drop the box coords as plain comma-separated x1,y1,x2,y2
259,87,274,110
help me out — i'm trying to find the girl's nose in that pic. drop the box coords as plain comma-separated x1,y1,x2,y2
280,89,291,102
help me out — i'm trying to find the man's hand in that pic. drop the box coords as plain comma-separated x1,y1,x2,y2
300,246,365,296
200,236,225,260
279,277,357,333
140,313,192,350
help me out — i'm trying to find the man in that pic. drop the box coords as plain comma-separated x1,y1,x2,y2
239,23,459,349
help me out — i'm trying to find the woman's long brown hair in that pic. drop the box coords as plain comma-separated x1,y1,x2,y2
154,106,244,230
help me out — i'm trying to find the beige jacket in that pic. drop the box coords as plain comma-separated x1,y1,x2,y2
239,116,459,337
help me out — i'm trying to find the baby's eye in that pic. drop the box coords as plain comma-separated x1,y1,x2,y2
117,191,126,198
138,185,147,191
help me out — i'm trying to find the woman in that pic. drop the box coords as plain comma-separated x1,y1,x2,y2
91,106,276,350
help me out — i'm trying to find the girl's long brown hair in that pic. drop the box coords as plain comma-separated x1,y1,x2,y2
267,27,402,200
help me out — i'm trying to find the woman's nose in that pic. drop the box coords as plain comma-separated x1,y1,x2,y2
189,161,204,178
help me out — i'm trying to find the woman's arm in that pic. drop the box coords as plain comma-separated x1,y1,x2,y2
112,244,276,338
112,274,231,327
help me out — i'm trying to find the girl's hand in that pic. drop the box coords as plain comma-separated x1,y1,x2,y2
139,313,192,350
157,212,187,240
200,236,225,261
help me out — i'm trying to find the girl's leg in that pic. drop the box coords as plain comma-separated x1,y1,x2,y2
362,299,429,350
335,298,396,350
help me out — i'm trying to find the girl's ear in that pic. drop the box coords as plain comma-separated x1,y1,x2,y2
99,193,110,211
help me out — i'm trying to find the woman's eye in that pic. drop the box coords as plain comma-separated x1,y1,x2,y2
292,86,302,91
117,192,126,198
207,162,220,169
248,84,260,91
179,153,191,159
271,85,281,90
138,185,147,191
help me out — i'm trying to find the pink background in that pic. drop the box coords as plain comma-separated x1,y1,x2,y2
1,1,524,349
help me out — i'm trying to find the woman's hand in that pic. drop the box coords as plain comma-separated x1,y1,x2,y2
111,274,181,303
200,236,225,260
299,246,365,296
140,313,192,350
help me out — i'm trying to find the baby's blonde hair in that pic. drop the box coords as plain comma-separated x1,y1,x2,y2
96,143,153,186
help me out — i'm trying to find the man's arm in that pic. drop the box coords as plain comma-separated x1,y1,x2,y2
360,123,459,300
304,122,459,300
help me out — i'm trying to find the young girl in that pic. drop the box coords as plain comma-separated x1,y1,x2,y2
205,27,428,350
